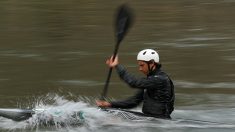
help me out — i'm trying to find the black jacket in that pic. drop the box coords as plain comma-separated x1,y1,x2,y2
110,65,174,119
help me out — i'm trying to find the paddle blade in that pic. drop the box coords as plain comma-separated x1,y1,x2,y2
115,4,134,44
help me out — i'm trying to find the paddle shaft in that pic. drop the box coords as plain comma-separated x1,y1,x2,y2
101,42,120,100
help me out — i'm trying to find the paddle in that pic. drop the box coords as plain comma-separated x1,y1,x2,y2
100,4,134,100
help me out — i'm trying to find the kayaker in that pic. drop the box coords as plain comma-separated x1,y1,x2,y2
96,49,175,119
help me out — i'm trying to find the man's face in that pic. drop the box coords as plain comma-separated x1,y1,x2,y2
138,61,149,75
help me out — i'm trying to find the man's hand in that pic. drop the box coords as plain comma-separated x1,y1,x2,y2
96,100,111,107
106,55,119,68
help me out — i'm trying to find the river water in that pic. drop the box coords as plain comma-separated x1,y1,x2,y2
0,0,235,131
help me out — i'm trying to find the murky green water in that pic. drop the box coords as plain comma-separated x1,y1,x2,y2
0,0,235,131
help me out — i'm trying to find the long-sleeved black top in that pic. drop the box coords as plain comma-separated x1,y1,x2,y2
110,65,174,119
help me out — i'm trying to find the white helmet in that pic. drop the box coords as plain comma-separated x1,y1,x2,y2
137,49,159,63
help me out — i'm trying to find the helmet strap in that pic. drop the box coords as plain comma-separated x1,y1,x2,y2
146,60,155,75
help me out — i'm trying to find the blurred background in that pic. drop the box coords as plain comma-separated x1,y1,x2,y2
0,0,235,129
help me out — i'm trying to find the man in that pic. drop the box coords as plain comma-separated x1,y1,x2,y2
97,49,175,119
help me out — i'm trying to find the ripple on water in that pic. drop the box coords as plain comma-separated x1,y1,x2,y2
58,80,104,87
175,80,235,89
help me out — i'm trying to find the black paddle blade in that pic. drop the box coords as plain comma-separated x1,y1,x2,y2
115,4,134,44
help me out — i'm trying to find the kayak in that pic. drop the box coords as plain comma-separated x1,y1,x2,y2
0,107,154,122
102,108,159,121
0,108,225,126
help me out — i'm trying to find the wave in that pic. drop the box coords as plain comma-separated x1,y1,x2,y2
175,80,235,89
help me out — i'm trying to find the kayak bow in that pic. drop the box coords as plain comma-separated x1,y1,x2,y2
0,108,35,121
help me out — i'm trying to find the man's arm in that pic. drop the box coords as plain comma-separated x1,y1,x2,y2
105,55,159,90
96,90,144,109
110,89,144,109
115,65,160,89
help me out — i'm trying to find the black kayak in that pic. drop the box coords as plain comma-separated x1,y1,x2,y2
0,108,35,121
0,107,156,122
0,108,226,126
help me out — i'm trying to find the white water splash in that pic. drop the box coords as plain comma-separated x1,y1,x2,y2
0,95,114,131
